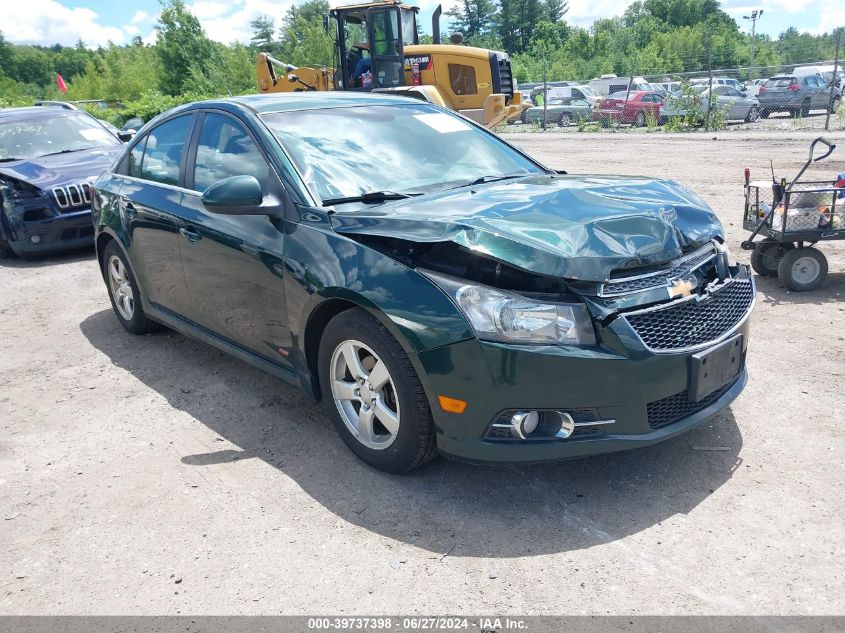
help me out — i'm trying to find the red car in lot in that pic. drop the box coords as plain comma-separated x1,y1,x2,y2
591,90,664,126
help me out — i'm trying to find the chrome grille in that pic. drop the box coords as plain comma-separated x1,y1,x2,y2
52,183,92,211
646,380,735,429
601,247,716,297
623,277,754,351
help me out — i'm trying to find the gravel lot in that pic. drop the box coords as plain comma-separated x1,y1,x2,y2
1,129,843,615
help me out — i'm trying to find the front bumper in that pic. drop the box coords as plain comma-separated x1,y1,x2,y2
6,208,95,256
418,277,753,464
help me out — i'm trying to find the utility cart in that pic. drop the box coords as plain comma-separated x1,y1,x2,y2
741,137,843,291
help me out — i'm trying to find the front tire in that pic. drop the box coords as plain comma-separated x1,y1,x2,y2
102,241,158,334
318,308,437,473
778,247,827,291
745,106,759,122
634,111,646,127
0,230,15,259
558,114,571,127
831,96,841,114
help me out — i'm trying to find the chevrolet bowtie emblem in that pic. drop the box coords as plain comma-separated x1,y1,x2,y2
669,278,695,298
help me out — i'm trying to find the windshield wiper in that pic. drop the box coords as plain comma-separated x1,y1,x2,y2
0,157,22,163
39,147,98,158
321,191,421,207
449,173,528,190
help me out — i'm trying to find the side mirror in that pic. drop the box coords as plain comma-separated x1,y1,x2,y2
201,175,264,214
117,129,136,142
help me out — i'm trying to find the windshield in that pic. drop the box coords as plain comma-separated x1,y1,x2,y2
0,111,120,160
262,104,543,202
577,86,596,97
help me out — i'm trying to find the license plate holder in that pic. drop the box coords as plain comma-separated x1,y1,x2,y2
689,335,744,402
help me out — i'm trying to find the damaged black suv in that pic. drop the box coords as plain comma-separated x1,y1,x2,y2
0,106,124,258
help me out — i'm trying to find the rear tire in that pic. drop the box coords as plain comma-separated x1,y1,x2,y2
634,111,646,127
558,114,571,127
318,308,438,473
102,241,158,334
777,247,827,291
831,96,841,114
750,239,792,277
794,100,810,117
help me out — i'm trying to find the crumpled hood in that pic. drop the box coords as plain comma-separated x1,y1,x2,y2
330,174,723,281
0,147,122,190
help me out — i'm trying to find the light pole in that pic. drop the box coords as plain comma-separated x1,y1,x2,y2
743,10,764,81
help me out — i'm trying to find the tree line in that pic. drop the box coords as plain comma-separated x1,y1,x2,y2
0,0,841,124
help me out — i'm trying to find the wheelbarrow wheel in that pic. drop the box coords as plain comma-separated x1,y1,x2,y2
778,247,827,291
750,239,793,277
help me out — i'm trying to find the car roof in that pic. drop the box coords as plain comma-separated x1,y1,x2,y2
189,92,423,116
0,106,89,120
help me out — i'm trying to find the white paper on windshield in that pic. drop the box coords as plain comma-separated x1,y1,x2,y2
413,113,471,133
80,128,112,141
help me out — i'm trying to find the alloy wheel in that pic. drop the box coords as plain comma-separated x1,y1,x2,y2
107,255,134,320
329,339,400,450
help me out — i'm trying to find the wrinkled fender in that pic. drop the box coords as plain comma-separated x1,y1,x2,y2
283,213,473,363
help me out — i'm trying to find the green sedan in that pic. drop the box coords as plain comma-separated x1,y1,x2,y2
523,98,593,126
92,92,754,472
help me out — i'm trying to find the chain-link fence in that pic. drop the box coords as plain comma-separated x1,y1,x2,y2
513,35,845,133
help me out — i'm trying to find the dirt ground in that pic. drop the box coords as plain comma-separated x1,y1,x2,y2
1,130,843,615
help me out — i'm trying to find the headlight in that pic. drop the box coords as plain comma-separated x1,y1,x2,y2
423,271,597,346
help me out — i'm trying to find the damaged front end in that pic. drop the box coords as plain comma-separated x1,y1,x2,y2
358,234,754,352
0,175,96,257
345,231,754,462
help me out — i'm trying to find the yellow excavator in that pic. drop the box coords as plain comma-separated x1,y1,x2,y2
256,1,525,128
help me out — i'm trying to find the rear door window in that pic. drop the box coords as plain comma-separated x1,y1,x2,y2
139,115,195,187
192,112,270,193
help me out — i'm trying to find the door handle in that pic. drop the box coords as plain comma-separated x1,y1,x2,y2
124,200,137,219
179,227,201,243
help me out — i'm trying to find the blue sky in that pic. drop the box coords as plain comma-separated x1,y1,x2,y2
5,0,842,49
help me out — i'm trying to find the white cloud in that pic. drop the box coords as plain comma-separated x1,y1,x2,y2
185,0,294,44
187,1,232,20
6,0,127,47
130,10,152,25
565,0,632,28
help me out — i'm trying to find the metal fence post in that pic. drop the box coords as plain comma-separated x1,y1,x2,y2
825,28,842,132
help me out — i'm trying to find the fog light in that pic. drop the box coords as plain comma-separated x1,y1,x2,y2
512,411,540,439
555,412,576,439
30,235,41,244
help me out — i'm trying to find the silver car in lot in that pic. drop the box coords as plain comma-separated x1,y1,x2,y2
523,98,592,126
698,85,760,122
660,85,759,123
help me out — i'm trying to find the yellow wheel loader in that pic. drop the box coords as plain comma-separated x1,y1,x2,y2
256,1,526,128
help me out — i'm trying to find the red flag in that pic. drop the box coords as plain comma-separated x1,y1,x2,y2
56,74,68,93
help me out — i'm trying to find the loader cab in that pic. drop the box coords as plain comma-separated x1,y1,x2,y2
330,1,419,90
